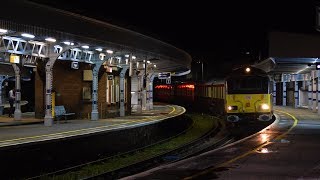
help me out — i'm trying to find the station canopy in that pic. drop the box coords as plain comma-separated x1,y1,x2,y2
253,32,320,78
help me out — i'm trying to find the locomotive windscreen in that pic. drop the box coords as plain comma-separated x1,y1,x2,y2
227,76,269,94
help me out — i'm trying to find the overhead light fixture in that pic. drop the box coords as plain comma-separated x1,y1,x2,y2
95,48,102,51
132,56,136,60
316,62,320,70
106,50,113,54
0,29,8,33
245,67,251,72
81,45,89,49
63,41,74,46
147,60,150,63
21,33,35,38
125,54,130,58
45,37,56,42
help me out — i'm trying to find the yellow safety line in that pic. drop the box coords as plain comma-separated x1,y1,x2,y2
184,109,298,180
0,106,180,145
273,110,298,140
168,105,176,114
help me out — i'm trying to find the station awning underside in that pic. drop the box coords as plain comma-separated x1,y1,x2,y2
0,64,31,79
0,0,191,74
253,32,320,76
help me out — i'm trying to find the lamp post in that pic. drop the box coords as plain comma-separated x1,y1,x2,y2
201,61,203,81
197,60,203,81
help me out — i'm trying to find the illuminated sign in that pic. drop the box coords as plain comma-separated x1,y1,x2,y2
158,72,171,79
10,55,20,63
71,61,79,69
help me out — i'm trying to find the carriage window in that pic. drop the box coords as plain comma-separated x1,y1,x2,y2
227,76,269,94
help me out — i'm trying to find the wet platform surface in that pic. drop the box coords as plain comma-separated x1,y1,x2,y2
0,105,185,148
122,105,320,180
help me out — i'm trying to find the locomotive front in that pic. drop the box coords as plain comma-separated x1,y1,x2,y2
225,66,273,122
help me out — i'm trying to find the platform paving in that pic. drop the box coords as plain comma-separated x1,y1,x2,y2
0,105,185,148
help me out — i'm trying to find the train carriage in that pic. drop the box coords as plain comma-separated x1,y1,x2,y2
153,66,274,123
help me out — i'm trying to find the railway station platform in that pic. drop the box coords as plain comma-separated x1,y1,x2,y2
274,105,320,121
123,105,320,179
0,104,185,149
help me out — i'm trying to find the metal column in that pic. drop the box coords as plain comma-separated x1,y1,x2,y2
308,77,312,110
141,72,147,111
282,82,286,106
137,74,142,113
44,63,53,126
147,74,155,110
273,81,276,105
294,81,299,108
12,64,21,120
0,75,8,105
119,65,128,116
317,70,320,115
91,65,99,120
313,71,317,112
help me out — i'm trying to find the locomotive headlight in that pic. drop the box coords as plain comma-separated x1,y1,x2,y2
261,103,270,110
227,106,238,111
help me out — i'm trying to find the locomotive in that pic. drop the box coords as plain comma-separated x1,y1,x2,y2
225,66,273,122
154,66,273,123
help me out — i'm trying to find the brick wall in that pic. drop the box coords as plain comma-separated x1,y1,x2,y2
34,64,44,118
35,61,92,119
35,60,132,119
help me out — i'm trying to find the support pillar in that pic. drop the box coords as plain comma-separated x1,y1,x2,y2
308,76,312,110
137,74,142,113
317,70,320,115
282,82,286,106
91,66,99,120
146,74,155,110
44,44,76,126
294,81,299,108
119,65,129,116
44,63,53,126
313,71,317,112
12,64,21,120
141,72,147,111
0,75,8,105
273,81,276,105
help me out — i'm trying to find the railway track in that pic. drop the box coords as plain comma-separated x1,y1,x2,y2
85,116,231,180
28,114,227,180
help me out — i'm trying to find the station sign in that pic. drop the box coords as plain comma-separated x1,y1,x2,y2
71,61,79,69
10,54,20,64
158,72,171,79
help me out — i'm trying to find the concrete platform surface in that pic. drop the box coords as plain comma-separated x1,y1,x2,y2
0,105,185,148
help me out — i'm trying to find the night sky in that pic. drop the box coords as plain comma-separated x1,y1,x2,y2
32,0,320,78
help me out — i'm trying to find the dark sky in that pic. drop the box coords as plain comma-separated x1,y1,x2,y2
32,0,320,78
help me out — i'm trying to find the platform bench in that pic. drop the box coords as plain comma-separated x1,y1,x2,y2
54,105,75,122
